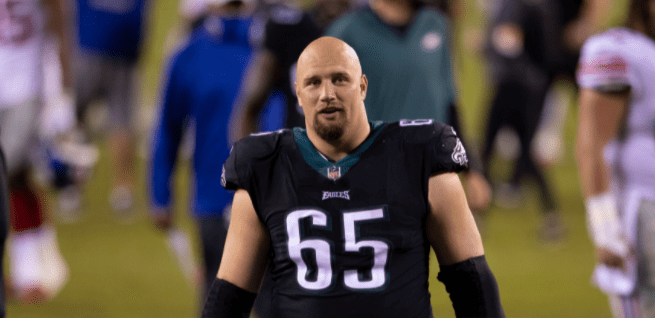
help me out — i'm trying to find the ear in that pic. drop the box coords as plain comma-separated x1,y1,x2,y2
360,74,368,100
294,81,301,106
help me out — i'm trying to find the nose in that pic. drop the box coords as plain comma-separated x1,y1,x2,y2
319,81,336,103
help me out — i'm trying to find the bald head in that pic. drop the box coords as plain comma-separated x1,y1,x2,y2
296,37,362,81
293,36,369,150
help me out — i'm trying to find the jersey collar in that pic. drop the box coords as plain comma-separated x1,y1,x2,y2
293,122,385,181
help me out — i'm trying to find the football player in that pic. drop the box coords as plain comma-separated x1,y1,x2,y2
576,0,655,316
0,0,71,304
150,0,286,301
202,36,504,318
73,0,149,214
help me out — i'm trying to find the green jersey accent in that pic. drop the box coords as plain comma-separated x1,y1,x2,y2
293,121,385,180
326,7,455,124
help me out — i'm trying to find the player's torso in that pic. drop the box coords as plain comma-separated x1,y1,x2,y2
0,0,45,106
250,124,433,318
593,29,655,187
347,8,451,123
179,26,255,213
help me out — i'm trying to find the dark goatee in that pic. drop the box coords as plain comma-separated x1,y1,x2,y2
314,118,345,141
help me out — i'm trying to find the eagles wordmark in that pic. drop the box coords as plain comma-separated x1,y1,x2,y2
322,190,350,200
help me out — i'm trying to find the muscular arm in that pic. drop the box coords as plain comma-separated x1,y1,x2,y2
575,88,630,269
427,172,484,265
574,88,629,198
427,172,504,317
216,189,270,292
228,50,281,144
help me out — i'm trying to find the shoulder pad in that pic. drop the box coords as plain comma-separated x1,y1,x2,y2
391,119,444,144
390,120,468,174
241,129,289,158
222,129,290,190
269,5,304,25
578,28,632,92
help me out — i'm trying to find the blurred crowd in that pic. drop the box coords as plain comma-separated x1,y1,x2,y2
0,0,642,316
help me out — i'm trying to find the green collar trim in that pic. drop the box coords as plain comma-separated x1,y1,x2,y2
293,121,385,180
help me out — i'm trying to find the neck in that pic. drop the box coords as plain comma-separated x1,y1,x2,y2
370,0,415,26
307,120,371,162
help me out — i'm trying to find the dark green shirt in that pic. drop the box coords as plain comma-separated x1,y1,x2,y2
326,7,455,124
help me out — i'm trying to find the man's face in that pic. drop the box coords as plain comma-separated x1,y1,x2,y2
295,48,367,141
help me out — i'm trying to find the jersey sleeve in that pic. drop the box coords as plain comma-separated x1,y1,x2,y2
150,51,191,208
397,120,468,175
426,122,469,175
577,33,632,92
221,130,287,192
221,143,242,191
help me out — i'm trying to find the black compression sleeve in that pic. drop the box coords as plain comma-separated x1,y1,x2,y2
201,278,258,318
437,255,505,318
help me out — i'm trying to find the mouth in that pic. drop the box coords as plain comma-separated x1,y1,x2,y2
318,107,343,115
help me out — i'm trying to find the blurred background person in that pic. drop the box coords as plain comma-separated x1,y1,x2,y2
149,0,284,305
324,0,491,217
0,147,9,317
229,0,356,143
73,0,149,216
576,0,655,316
0,0,71,304
481,0,609,241
162,0,212,56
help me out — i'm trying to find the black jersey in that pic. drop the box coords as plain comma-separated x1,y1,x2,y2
223,120,467,318
263,4,323,129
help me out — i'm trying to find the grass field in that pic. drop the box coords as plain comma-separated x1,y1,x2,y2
6,1,631,317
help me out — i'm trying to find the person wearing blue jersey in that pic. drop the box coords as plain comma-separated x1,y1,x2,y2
74,0,149,214
149,0,284,299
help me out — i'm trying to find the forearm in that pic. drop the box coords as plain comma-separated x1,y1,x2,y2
230,98,266,144
575,89,629,253
438,255,505,318
575,136,611,198
229,51,279,143
574,90,617,198
150,123,184,209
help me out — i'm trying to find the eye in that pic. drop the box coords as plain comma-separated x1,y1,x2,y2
308,79,321,86
334,76,347,83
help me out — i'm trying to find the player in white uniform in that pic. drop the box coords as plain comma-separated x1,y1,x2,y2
0,0,70,304
576,1,655,316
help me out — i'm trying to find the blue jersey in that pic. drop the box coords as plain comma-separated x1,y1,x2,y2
76,0,148,61
150,16,284,219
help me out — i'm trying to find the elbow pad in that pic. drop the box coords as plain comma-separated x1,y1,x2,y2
437,255,505,318
201,278,257,318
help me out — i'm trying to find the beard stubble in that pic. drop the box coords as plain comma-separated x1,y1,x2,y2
314,112,347,141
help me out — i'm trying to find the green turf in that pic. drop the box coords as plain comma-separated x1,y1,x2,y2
7,1,632,316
